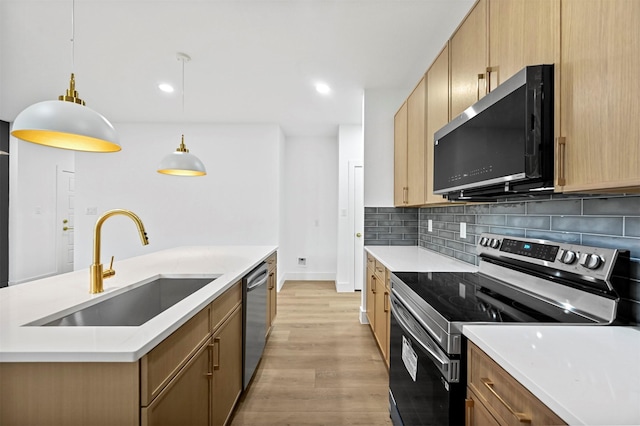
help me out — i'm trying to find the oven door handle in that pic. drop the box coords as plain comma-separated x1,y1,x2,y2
392,287,444,345
391,295,448,370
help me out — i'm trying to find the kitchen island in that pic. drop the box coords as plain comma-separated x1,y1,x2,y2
0,245,276,425
464,325,640,426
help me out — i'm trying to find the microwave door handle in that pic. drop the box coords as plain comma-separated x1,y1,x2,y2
391,297,448,370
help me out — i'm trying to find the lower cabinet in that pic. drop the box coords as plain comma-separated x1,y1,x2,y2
466,342,566,426
365,252,391,368
211,305,243,426
142,338,211,425
266,253,277,336
142,280,243,426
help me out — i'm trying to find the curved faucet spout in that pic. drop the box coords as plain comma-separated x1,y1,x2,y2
90,209,149,294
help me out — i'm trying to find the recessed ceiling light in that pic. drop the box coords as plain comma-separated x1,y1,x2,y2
158,83,174,93
315,82,331,95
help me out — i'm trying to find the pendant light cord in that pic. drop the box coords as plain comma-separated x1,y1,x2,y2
70,0,75,73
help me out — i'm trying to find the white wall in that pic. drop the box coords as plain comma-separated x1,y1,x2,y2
280,136,338,282
73,123,281,268
363,88,407,207
335,125,363,291
8,137,74,283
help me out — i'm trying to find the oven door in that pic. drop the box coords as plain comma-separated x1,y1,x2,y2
389,292,465,426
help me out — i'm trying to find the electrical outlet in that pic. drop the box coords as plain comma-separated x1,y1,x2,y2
297,257,307,267
460,222,467,239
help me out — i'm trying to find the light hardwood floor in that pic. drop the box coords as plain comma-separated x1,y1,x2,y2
230,281,392,426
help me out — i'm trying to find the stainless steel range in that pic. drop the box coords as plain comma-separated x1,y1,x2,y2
388,233,631,426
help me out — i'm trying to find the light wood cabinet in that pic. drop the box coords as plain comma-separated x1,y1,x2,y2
142,338,211,426
450,0,560,117
466,342,566,426
211,304,243,426
266,253,277,336
394,102,408,206
394,77,428,207
0,281,245,426
557,0,640,193
450,0,488,118
425,44,450,205
142,280,242,426
365,252,391,367
141,304,212,405
366,253,376,327
406,77,427,205
487,0,560,91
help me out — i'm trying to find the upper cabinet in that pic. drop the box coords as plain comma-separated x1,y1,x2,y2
394,0,639,205
449,0,488,119
406,77,427,206
393,102,408,206
557,0,640,193
425,45,449,205
394,77,427,207
450,0,560,119
488,0,560,90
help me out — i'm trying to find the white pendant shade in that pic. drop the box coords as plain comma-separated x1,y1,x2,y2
11,100,120,152
157,135,206,176
157,150,207,176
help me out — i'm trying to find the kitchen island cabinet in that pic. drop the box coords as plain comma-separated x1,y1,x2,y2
0,245,276,426
463,325,640,425
466,341,566,426
266,252,277,336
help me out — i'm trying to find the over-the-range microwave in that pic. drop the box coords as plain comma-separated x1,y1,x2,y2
433,64,554,201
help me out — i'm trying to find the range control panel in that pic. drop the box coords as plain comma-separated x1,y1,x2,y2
477,233,625,285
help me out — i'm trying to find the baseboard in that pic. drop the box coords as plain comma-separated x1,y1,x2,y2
359,306,369,324
335,281,354,293
281,271,336,282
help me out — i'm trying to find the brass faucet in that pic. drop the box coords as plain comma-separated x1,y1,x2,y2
89,209,149,294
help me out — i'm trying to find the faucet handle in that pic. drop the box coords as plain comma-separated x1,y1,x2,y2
103,255,116,279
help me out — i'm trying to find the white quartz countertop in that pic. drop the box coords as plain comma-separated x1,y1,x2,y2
0,245,276,363
464,325,640,426
365,245,478,273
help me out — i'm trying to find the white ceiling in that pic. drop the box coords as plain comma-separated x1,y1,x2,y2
0,0,474,137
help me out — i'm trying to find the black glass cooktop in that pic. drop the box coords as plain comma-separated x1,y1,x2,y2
392,271,596,324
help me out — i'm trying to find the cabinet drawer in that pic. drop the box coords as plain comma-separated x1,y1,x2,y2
467,343,566,426
140,305,211,406
374,259,387,282
212,281,242,331
366,253,375,269
266,253,277,273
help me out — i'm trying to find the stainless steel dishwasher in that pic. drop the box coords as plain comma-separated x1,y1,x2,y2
242,261,268,389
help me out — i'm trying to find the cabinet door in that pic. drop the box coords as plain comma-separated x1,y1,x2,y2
366,268,376,330
465,394,500,426
211,305,243,426
373,267,387,361
267,269,277,334
406,77,427,206
425,44,449,205
450,0,488,118
558,0,640,192
141,339,211,426
394,102,408,206
488,0,559,89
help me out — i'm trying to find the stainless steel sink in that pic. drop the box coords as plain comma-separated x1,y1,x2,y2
37,277,216,326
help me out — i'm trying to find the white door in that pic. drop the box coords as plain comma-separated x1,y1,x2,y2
350,162,364,291
56,168,75,274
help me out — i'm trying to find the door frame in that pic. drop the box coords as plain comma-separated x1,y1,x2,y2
348,160,364,291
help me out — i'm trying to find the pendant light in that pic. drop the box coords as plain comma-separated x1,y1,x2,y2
10,0,119,152
157,53,206,176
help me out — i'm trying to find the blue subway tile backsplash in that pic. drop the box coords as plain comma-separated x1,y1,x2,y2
365,194,640,321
